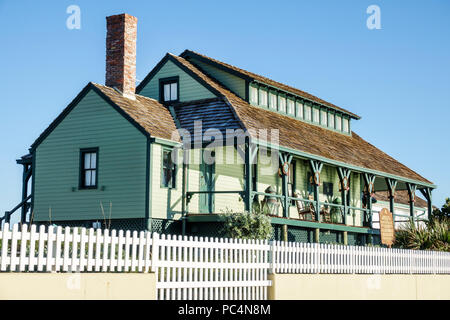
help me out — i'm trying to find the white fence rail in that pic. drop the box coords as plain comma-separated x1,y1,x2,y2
271,241,450,275
1,223,450,300
152,233,271,300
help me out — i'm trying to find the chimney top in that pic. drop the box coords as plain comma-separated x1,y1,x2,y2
105,13,137,99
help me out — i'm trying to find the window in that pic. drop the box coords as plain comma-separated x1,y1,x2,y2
323,182,333,197
305,105,312,121
343,117,349,133
328,113,335,129
296,102,304,119
258,88,268,107
313,107,320,123
80,148,98,189
162,148,176,188
269,92,277,110
321,109,328,126
287,99,295,115
250,85,258,104
160,77,178,103
336,115,342,131
278,96,286,113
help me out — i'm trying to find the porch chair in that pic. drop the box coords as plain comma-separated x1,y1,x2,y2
293,192,316,221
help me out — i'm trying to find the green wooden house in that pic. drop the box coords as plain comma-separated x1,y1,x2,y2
6,13,435,245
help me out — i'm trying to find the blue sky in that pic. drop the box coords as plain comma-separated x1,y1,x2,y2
1,0,449,224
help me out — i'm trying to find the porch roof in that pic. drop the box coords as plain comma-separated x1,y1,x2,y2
373,190,428,208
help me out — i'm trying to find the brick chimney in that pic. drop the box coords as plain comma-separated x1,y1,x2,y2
105,13,137,99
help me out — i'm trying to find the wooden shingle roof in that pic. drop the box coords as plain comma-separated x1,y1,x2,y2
373,190,428,208
181,50,360,119
169,54,433,186
92,83,180,142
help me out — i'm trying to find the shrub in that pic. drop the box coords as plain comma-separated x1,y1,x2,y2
394,218,450,252
220,206,272,240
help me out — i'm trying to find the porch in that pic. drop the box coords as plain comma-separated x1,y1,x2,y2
178,137,435,244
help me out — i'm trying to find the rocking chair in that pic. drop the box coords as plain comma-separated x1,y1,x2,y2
294,193,316,221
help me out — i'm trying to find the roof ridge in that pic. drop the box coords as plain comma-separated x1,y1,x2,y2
91,82,164,104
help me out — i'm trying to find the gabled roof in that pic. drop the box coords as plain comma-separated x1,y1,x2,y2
30,82,180,151
180,49,360,119
163,53,433,186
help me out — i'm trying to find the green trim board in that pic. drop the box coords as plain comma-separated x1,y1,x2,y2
186,214,380,235
146,138,152,224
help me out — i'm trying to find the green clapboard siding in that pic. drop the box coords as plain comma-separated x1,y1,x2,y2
33,90,148,222
189,58,247,99
138,60,216,102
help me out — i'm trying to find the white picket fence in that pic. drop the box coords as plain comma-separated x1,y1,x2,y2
271,241,450,275
1,223,450,300
152,233,271,300
0,223,153,273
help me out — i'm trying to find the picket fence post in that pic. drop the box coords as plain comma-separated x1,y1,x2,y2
151,232,160,273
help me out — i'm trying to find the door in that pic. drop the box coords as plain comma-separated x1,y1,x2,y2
199,161,215,213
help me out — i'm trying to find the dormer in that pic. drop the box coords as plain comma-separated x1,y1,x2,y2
248,82,355,135
180,50,360,135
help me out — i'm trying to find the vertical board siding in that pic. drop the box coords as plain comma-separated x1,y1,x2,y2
34,90,147,221
139,60,216,102
214,146,245,213
190,58,247,99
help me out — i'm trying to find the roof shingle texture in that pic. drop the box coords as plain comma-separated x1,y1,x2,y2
93,83,180,142
169,54,432,185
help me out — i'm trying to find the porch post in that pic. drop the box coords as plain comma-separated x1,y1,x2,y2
279,152,293,242
309,160,323,222
363,173,376,229
337,167,351,225
309,160,323,243
181,149,189,236
279,153,293,219
419,187,433,221
244,136,258,213
20,164,32,224
386,178,397,215
406,183,417,224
